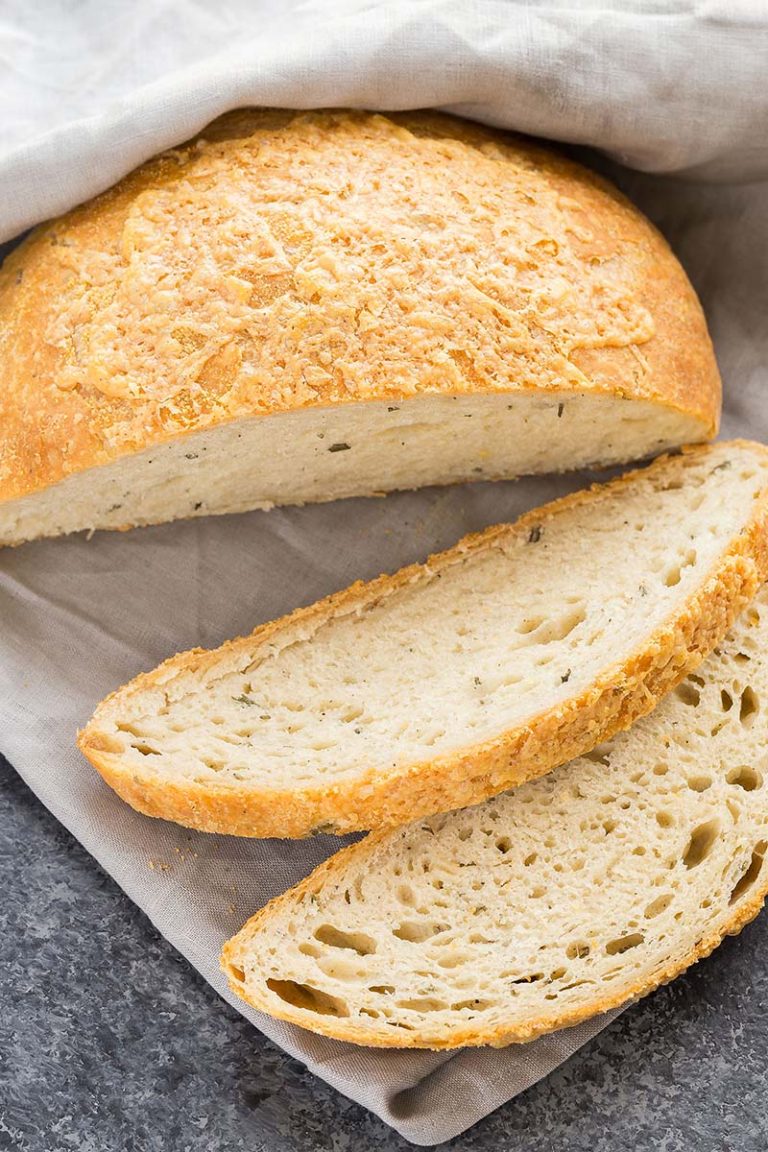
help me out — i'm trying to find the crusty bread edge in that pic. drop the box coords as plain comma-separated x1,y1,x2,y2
219,817,768,1050
78,440,768,838
0,107,720,518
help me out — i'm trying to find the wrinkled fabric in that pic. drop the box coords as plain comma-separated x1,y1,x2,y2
1,0,768,243
1,2,767,1143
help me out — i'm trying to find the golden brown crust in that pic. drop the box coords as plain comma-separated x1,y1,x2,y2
78,441,768,839
219,821,768,1050
1,109,719,508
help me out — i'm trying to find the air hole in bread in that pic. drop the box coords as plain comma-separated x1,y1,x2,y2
393,921,441,943
316,956,370,982
131,742,160,756
566,941,590,960
117,722,146,737
495,836,512,854
683,819,720,869
516,607,586,646
656,811,674,829
282,700,304,714
523,852,537,867
544,607,586,642
729,843,767,904
340,706,364,723
605,932,644,955
436,951,469,970
740,687,759,726
644,894,672,919
727,765,761,791
721,689,734,712
675,682,701,707
653,763,669,776
266,978,349,1017
687,774,712,792
517,615,544,635
228,964,246,983
369,985,395,995
451,998,492,1012
314,925,377,955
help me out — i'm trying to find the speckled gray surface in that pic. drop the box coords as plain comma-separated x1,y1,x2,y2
2,755,767,1151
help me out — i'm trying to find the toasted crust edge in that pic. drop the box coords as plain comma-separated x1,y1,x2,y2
77,441,768,839
219,819,768,1050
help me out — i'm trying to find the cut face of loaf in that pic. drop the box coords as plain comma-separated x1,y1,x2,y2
222,586,768,1049
0,109,719,546
79,441,768,838
0,392,705,547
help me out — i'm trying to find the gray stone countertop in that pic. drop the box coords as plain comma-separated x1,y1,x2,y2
2,754,767,1152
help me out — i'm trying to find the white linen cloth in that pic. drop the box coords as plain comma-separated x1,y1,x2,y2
1,1,766,1142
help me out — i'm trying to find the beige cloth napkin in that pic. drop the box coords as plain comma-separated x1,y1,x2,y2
1,1,767,1143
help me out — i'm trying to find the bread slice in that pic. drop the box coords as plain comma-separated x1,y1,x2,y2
80,441,768,839
222,586,768,1049
0,109,719,547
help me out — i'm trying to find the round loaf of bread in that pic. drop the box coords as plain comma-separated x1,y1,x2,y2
0,109,720,545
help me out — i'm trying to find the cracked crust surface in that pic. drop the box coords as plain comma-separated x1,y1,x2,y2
78,441,768,839
0,108,718,511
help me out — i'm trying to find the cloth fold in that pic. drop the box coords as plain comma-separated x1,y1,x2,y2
1,1,767,1142
2,1,768,243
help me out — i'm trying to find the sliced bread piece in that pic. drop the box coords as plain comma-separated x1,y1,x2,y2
0,109,719,547
222,586,768,1049
79,440,768,838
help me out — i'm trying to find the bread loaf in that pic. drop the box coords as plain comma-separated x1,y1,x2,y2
79,441,768,838
221,585,768,1049
0,109,719,546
